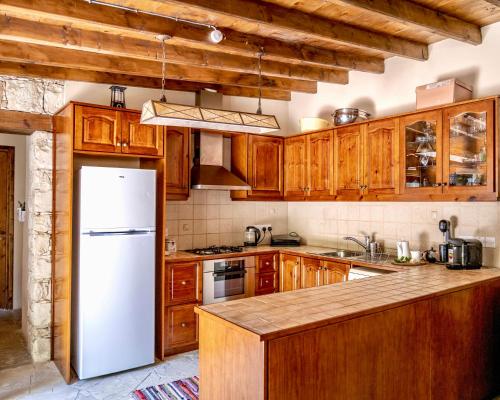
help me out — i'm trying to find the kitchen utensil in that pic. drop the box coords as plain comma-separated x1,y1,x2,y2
369,242,380,257
396,240,411,259
244,226,261,247
439,244,448,262
410,250,421,263
423,247,437,263
332,108,370,126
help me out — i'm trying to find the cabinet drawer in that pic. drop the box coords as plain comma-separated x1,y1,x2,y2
257,253,277,273
166,262,201,305
256,272,277,294
165,303,198,349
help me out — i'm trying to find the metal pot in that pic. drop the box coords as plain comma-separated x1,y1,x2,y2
332,108,370,126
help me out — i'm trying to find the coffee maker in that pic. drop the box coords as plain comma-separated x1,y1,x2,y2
438,219,482,269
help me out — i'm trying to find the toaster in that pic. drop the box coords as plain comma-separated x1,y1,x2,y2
446,238,482,270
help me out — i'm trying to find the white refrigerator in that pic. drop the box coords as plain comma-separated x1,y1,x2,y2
72,166,156,379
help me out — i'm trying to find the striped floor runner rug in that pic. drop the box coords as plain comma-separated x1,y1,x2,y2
131,376,199,400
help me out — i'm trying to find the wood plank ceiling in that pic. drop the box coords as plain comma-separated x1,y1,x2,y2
0,0,499,101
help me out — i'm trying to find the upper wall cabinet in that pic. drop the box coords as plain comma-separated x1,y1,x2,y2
443,99,495,197
73,104,164,157
334,124,363,198
400,99,496,200
284,130,334,200
166,127,190,200
231,133,284,200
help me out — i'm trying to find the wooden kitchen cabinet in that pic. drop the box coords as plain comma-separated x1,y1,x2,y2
256,253,279,295
284,135,308,199
165,303,198,354
166,127,190,200
165,261,202,305
74,105,121,153
279,253,301,292
301,257,323,288
121,112,164,157
322,260,350,284
363,119,399,197
73,104,165,157
284,130,334,200
231,133,284,200
334,124,363,198
164,261,202,355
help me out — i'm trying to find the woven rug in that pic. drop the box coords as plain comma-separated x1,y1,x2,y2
131,376,199,400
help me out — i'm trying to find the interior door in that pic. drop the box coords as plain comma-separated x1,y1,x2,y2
248,135,283,198
0,146,14,309
121,112,164,157
443,99,495,196
335,125,363,197
166,127,190,199
307,130,334,199
364,119,399,196
284,136,307,199
74,105,121,153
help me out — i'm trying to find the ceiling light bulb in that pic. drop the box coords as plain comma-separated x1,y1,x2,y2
209,28,224,44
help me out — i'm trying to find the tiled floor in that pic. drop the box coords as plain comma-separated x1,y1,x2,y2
0,351,199,400
0,311,32,371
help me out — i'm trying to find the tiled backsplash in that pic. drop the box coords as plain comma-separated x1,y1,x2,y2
166,190,288,250
288,202,499,266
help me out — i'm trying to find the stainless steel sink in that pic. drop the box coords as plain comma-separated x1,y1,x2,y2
318,250,364,258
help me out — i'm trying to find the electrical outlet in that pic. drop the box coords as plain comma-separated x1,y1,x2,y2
254,224,272,232
431,210,438,220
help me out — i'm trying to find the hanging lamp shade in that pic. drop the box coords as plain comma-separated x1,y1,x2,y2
141,100,280,134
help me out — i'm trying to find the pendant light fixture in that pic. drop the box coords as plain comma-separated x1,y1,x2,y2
141,39,280,134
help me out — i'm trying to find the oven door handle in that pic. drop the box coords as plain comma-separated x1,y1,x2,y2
212,270,247,277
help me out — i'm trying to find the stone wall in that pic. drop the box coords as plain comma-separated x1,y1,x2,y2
1,75,63,362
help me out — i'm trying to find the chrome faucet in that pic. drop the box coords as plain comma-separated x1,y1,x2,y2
343,235,371,252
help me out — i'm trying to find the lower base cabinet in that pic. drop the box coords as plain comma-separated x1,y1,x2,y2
164,303,198,355
256,271,278,295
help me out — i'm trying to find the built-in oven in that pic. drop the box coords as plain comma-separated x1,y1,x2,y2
202,256,255,305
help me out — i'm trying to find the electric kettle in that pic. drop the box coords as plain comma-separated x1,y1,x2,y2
244,226,261,247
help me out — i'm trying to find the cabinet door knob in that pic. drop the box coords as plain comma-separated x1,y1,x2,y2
122,142,128,147
265,280,270,284
181,281,187,285
117,141,122,147
265,262,270,266
180,322,187,328
442,182,448,186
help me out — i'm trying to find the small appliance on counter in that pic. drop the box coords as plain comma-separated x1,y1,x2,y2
244,226,261,246
271,232,301,247
438,219,482,269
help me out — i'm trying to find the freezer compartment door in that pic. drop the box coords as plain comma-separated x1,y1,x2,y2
79,166,156,231
74,231,155,379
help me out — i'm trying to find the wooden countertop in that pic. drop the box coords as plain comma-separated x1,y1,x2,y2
196,264,500,341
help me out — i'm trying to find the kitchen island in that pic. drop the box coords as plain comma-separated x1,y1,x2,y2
195,265,500,400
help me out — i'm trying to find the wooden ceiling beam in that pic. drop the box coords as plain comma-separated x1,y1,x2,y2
115,0,428,60
0,15,348,84
0,0,385,72
0,60,292,100
332,0,482,44
0,40,316,93
483,0,500,6
0,109,52,135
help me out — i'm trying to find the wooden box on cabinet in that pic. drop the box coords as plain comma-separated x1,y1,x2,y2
74,104,164,157
166,127,190,200
231,133,284,200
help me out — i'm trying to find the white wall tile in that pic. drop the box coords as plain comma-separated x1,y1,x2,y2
177,205,193,220
193,234,207,248
178,220,193,235
207,219,220,234
194,204,207,219
193,220,207,235
206,205,219,219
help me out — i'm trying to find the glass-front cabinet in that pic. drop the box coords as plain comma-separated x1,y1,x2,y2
443,99,495,195
400,110,443,194
400,100,495,198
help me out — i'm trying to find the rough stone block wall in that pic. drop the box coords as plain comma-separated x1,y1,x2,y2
1,75,63,362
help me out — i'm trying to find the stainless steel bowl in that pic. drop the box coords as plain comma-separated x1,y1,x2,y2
332,108,370,126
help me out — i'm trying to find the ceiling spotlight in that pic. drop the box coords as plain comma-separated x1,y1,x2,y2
209,27,224,44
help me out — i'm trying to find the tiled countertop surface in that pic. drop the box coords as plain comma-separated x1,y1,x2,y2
197,264,500,341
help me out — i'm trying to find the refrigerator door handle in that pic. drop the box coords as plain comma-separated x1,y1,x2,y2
87,229,154,237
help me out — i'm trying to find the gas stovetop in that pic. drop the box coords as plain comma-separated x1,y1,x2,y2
186,245,244,256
